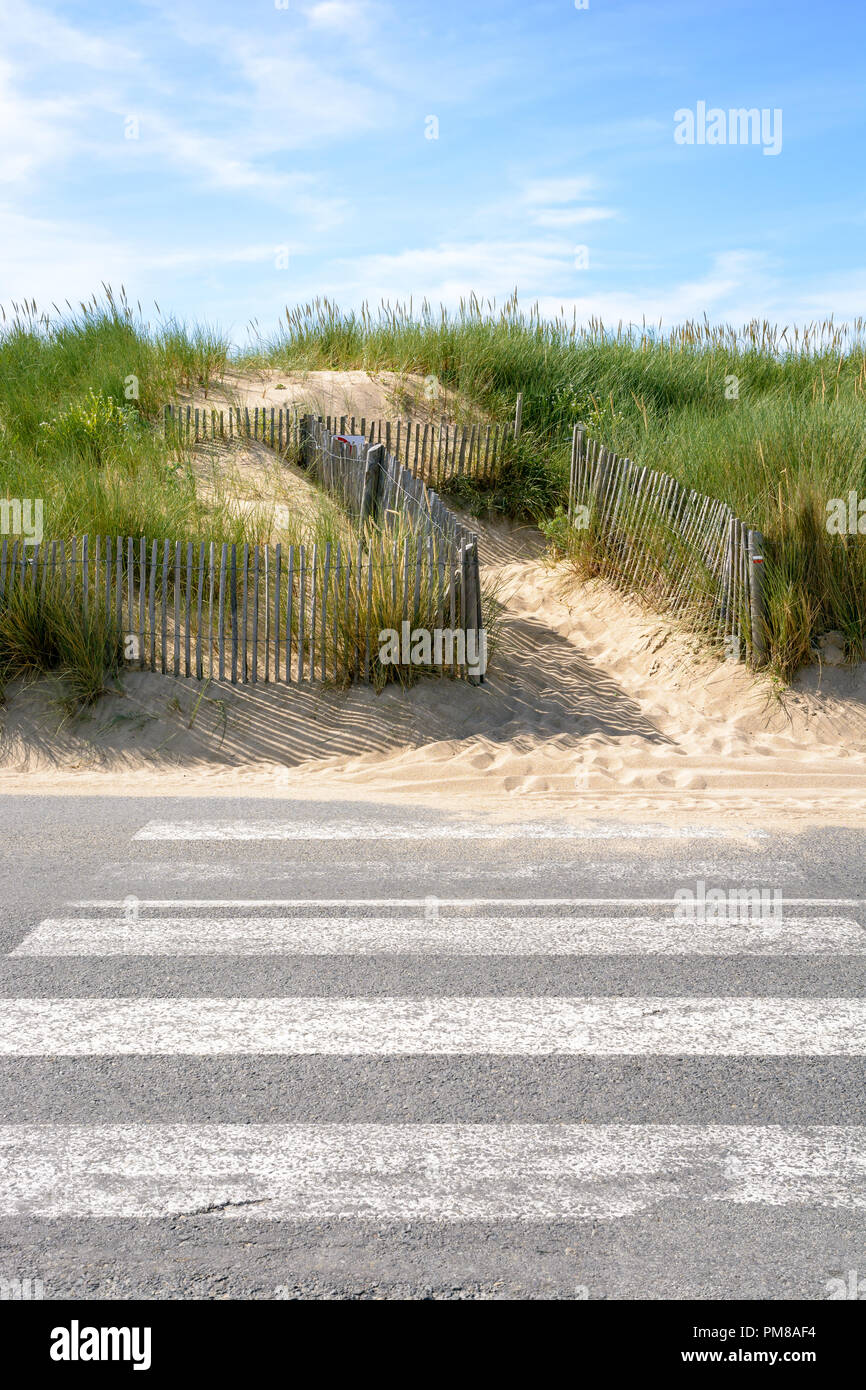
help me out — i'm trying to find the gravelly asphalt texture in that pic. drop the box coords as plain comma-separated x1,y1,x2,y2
1,795,864,1301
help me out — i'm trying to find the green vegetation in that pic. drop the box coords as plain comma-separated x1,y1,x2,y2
0,578,124,712
0,290,238,543
2,289,865,682
256,295,866,678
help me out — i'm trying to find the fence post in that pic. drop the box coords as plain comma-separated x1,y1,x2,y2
747,529,768,667
299,413,313,469
464,537,484,686
568,423,584,524
513,392,523,441
360,442,384,530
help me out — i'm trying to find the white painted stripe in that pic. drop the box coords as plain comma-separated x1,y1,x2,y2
2,998,865,1055
12,915,865,957
67,897,866,908
1,1124,864,1219
133,819,759,841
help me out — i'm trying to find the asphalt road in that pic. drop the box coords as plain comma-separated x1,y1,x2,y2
1,795,865,1301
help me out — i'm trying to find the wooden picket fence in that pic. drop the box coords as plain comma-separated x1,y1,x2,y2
164,402,303,454
0,406,488,688
301,415,479,556
301,415,484,682
0,525,484,686
567,425,767,664
164,402,507,486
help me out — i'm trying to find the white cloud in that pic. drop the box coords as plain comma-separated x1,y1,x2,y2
306,1,373,31
530,207,616,229
328,238,574,306
514,174,615,236
0,207,303,309
319,243,866,329
0,59,96,184
521,177,598,206
0,0,140,72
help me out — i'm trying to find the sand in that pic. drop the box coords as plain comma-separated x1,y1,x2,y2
2,371,865,829
185,368,455,426
2,512,865,828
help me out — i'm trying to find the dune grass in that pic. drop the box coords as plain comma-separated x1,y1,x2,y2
0,577,125,712
0,291,487,699
3,289,865,680
253,295,866,678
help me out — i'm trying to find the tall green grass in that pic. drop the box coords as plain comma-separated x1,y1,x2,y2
252,296,866,678
4,289,866,679
0,288,237,544
0,578,124,712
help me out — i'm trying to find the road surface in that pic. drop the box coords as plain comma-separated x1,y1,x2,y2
1,795,864,1300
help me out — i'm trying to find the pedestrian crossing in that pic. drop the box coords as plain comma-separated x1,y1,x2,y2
3,994,866,1055
132,818,764,841
2,873,866,1290
2,1123,864,1220
13,911,866,955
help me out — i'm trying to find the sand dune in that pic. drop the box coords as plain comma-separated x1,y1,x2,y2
2,510,865,828
3,369,864,828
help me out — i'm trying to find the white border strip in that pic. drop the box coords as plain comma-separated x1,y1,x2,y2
68,897,866,908
133,820,759,841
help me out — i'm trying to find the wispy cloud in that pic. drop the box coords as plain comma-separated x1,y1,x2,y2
305,1,375,32
0,0,861,330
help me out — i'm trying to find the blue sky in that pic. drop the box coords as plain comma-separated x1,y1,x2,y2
1,0,864,344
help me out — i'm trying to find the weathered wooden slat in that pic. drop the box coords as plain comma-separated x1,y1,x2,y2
230,544,238,684
207,542,215,678
182,541,192,677
196,542,205,679
363,553,373,682
161,539,170,675
251,545,259,684
172,540,181,677
274,543,281,682
148,540,157,671
78,533,86,617
241,542,249,682
218,543,227,681
448,542,457,674
115,537,122,630
126,537,134,639
104,536,112,623
297,545,306,682
285,545,294,683
321,541,331,682
263,545,270,683
331,543,340,682
136,539,145,668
